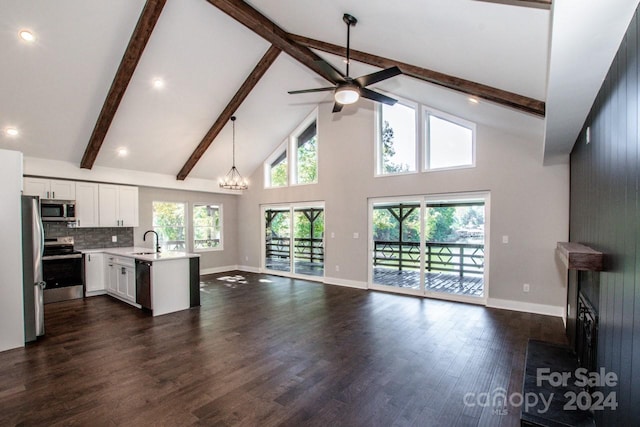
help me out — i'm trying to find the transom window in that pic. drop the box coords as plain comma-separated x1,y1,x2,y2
376,101,417,175
193,204,222,251
152,202,186,252
264,109,318,188
294,121,318,185
425,111,474,170
268,148,287,188
375,96,475,175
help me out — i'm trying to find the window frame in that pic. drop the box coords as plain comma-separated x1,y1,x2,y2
264,140,288,189
263,108,319,189
422,106,476,172
374,96,419,178
152,201,187,253
192,203,223,253
290,109,319,186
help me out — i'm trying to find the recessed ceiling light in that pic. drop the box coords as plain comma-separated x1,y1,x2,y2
117,147,128,157
152,78,165,89
19,30,35,42
5,127,19,137
468,97,479,104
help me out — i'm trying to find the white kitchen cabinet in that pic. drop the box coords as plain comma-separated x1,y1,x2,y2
106,256,136,304
107,257,118,294
23,177,75,200
84,253,106,296
75,182,99,228
98,184,138,227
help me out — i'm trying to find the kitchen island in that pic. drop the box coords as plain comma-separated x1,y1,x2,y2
82,247,200,316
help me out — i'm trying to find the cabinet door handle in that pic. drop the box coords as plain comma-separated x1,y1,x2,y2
52,191,55,199
88,254,91,262
121,267,126,274
46,191,49,198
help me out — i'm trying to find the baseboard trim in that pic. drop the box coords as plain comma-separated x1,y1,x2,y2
323,276,367,290
237,265,260,273
487,298,564,318
85,290,107,297
200,265,238,275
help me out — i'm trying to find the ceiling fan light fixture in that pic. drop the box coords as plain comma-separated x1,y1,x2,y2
335,85,359,105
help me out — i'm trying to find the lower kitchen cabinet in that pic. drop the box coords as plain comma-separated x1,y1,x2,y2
106,256,136,304
84,253,106,296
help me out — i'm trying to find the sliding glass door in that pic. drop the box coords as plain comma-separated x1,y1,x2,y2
263,203,324,279
369,193,488,303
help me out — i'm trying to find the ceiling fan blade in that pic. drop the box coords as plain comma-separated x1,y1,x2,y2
315,59,347,84
355,66,402,87
360,88,398,105
288,87,336,95
332,102,344,113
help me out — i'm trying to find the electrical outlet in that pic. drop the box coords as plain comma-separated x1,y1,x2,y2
112,235,117,243
523,283,530,293
331,232,335,238
502,235,509,244
353,232,359,239
245,256,249,261
335,265,340,272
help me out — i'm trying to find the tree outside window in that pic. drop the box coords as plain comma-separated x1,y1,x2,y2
378,103,416,175
296,121,317,184
152,202,186,252
193,204,222,251
269,150,287,187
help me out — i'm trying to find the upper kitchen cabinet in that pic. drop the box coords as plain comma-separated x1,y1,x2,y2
75,182,99,228
98,184,138,227
24,178,76,200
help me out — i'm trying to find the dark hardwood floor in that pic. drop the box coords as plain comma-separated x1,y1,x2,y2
0,271,567,426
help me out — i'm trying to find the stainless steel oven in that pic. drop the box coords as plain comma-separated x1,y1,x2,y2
42,237,83,303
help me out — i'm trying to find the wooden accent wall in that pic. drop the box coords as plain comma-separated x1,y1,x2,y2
569,6,640,424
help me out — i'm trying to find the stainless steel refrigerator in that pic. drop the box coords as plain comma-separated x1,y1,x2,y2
22,195,45,342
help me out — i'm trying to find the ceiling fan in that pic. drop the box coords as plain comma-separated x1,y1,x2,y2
288,13,402,113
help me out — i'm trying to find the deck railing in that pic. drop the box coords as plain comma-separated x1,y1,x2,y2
373,241,484,277
266,237,324,264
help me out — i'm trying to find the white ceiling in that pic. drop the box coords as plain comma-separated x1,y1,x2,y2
0,0,635,188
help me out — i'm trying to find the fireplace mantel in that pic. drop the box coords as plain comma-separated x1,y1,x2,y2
556,242,604,271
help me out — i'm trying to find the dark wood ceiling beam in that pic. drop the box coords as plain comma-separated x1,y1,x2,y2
80,0,166,169
475,0,551,9
176,45,281,181
289,34,545,117
205,0,339,84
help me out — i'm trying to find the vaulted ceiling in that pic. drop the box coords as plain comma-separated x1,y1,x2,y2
0,0,636,188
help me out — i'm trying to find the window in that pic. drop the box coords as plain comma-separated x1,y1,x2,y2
264,108,319,188
193,204,222,251
152,202,186,252
376,101,417,175
425,111,474,170
268,147,288,188
294,120,318,184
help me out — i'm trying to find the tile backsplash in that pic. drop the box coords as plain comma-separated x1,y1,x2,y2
44,222,134,249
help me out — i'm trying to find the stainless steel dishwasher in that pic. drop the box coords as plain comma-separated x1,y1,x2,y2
135,260,152,310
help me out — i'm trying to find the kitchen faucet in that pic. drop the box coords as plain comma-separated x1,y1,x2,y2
143,230,161,253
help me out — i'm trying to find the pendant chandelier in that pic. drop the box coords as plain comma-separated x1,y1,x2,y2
219,116,248,190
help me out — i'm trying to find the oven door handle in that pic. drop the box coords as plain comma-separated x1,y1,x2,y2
42,254,83,260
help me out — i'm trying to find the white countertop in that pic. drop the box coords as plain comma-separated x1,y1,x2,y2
80,246,199,262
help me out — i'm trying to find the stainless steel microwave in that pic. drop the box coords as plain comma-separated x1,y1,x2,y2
40,199,76,222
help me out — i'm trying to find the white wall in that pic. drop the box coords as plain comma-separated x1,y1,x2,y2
135,186,239,273
237,101,569,315
0,149,25,352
